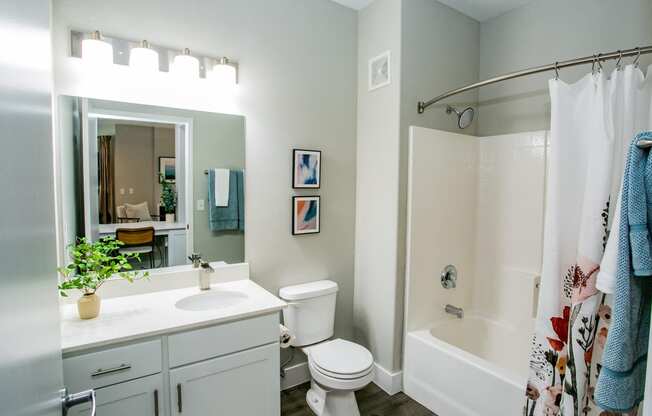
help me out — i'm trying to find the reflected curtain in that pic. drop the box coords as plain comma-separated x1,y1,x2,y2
526,65,652,416
98,135,115,224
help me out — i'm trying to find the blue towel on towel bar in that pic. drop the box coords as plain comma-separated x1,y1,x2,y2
208,169,244,231
595,131,652,412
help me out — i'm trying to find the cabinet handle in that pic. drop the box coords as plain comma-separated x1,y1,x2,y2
177,383,183,413
154,389,159,416
90,363,132,377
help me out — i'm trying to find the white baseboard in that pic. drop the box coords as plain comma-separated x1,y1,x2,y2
373,362,403,395
280,360,403,396
281,360,311,390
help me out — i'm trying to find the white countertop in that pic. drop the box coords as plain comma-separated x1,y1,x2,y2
60,279,286,354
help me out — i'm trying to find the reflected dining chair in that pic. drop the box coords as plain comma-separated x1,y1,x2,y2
115,226,156,268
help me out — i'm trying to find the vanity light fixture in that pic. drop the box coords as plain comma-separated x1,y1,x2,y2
171,48,200,79
81,30,113,65
207,57,237,86
71,31,239,82
129,40,159,72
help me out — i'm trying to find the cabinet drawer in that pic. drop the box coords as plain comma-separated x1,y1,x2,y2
67,373,164,416
63,339,162,392
168,314,278,367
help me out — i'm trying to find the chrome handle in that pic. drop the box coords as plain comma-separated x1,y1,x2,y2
177,383,183,413
62,389,96,416
91,363,131,377
440,264,458,289
154,389,159,416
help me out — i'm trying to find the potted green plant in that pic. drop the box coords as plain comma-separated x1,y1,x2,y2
58,237,148,319
160,178,177,223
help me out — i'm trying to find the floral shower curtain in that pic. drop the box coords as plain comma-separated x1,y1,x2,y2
526,65,652,416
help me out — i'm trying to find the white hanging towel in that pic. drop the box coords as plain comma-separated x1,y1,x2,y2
214,168,230,207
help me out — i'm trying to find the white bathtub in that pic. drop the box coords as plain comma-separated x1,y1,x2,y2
403,315,531,416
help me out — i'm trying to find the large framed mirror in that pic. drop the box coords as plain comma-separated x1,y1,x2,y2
55,96,245,271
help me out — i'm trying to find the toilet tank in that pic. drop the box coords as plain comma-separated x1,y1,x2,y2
279,280,338,347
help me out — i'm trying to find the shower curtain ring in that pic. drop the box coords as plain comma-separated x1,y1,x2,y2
634,47,641,68
597,53,603,72
591,55,597,75
554,62,559,80
616,50,623,71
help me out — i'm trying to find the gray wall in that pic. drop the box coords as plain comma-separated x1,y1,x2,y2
112,124,175,218
113,124,157,213
477,0,652,136
52,0,357,345
192,112,245,264
355,0,403,373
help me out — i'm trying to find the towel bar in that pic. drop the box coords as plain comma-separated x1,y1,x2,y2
637,139,652,149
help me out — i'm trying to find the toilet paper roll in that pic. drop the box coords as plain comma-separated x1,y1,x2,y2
279,324,294,349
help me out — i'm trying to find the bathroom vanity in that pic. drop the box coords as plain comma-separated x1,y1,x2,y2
60,274,286,416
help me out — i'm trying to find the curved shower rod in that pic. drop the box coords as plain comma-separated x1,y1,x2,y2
417,45,652,114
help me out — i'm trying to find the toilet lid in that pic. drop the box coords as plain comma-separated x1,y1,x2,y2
309,339,373,376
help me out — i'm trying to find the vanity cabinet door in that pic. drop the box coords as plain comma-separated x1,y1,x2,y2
169,343,280,416
68,373,164,416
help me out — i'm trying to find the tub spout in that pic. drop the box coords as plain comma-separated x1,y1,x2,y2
445,304,464,319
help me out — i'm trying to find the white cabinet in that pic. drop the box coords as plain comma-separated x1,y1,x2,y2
68,374,163,416
63,313,280,416
170,343,279,416
167,229,187,266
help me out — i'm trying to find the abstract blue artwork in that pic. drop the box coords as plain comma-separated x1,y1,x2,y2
293,149,321,188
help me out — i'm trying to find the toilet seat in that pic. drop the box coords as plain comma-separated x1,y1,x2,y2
306,339,374,380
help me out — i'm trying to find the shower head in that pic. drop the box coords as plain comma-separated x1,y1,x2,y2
446,105,475,129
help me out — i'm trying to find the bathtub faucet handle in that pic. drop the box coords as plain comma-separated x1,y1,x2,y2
441,265,457,289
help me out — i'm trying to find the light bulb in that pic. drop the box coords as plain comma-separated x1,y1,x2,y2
81,31,113,65
171,48,199,79
208,57,237,87
129,40,159,72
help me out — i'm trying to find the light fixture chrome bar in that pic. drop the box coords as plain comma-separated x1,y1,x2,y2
417,45,652,114
70,30,238,81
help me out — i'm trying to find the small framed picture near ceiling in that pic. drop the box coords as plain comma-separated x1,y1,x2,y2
368,50,391,91
159,157,176,183
293,149,321,189
292,196,320,235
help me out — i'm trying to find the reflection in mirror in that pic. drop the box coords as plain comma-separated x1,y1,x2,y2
56,96,245,271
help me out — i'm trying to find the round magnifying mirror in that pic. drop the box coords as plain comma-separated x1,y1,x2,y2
458,107,474,129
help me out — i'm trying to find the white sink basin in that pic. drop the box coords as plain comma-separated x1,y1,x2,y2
175,290,248,311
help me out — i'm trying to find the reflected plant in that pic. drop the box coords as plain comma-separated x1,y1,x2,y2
160,175,177,214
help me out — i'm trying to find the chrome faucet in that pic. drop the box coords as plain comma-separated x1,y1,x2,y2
200,261,215,273
445,304,464,319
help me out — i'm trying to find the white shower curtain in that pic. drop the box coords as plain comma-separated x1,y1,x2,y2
526,65,652,416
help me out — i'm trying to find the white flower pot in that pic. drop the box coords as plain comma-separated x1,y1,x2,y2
165,213,175,223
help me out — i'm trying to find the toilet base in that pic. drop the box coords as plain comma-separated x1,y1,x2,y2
306,380,361,416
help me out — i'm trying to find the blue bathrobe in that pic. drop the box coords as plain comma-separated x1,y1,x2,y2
595,131,652,412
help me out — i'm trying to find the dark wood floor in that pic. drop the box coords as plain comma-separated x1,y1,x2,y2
281,383,436,416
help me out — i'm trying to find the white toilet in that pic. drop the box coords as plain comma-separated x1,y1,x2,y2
279,280,374,416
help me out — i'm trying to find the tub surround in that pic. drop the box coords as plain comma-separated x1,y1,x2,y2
61,278,286,354
404,127,544,415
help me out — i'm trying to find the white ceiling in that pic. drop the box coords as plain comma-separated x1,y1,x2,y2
436,0,533,21
332,0,533,22
330,0,374,10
